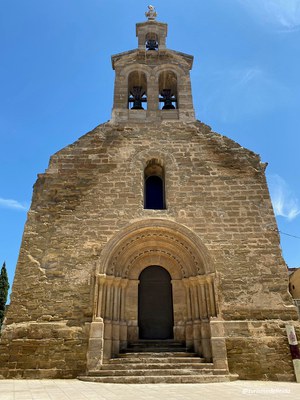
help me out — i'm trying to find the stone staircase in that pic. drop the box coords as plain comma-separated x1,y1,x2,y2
79,340,238,383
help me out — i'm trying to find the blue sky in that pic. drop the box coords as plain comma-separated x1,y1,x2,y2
1,0,300,293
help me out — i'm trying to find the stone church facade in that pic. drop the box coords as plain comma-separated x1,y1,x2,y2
0,8,299,382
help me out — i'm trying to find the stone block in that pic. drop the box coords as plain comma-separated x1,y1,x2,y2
89,322,104,339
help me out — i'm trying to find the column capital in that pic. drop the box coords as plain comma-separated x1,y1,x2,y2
97,274,107,285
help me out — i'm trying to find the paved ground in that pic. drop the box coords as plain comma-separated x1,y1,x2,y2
0,380,299,400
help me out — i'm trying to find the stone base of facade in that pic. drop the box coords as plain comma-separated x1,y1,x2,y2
225,319,300,381
0,322,89,379
0,318,299,381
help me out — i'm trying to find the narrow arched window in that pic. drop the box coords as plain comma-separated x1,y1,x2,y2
144,159,166,210
128,71,147,110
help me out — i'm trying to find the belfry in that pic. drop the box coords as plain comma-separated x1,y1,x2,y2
111,5,194,123
0,6,299,383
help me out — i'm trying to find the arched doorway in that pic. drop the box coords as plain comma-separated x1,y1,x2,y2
138,266,174,339
87,219,219,369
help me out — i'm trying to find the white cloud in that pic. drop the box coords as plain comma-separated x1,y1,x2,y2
0,197,28,211
268,175,300,221
239,0,300,32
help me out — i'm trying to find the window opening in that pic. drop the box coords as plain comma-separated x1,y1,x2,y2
159,89,177,109
145,176,164,209
128,71,147,110
128,87,147,109
159,71,178,110
145,33,159,51
144,159,165,210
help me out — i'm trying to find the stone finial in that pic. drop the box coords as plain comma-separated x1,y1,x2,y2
145,5,157,21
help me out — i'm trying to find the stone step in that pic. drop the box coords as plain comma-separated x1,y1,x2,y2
128,340,185,346
78,374,237,384
78,348,238,384
124,340,190,353
110,356,205,363
124,347,189,353
117,352,199,358
99,362,214,370
87,368,228,377
126,340,186,348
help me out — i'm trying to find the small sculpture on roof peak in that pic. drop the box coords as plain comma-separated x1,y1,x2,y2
145,5,157,21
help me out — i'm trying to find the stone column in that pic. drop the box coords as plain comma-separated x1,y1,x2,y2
108,277,115,320
207,275,217,317
92,274,99,320
86,274,107,372
96,274,106,320
197,276,205,319
183,278,193,349
190,277,201,354
204,279,212,317
199,280,208,320
112,278,121,356
183,278,192,320
126,279,139,342
190,277,200,320
120,279,128,321
103,276,114,360
112,277,121,321
119,278,128,351
171,279,185,341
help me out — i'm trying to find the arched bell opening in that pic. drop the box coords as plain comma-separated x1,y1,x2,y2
144,159,166,210
159,71,178,110
128,71,148,110
145,32,159,51
138,266,174,340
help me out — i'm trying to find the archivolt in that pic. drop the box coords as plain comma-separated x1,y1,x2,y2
97,219,214,279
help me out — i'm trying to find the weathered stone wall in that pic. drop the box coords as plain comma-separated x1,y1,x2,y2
225,321,297,381
0,322,87,378
0,120,298,379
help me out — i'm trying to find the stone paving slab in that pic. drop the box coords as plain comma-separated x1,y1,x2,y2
0,380,299,400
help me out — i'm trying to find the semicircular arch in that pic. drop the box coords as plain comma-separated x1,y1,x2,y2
153,64,185,82
120,64,152,82
97,219,214,279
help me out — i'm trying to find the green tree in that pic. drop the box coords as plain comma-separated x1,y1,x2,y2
0,262,9,330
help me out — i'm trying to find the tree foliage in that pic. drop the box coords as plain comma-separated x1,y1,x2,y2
0,262,9,329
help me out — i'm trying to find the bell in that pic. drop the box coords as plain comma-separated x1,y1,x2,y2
131,100,144,110
129,86,145,110
161,89,176,109
146,39,158,51
162,99,175,110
